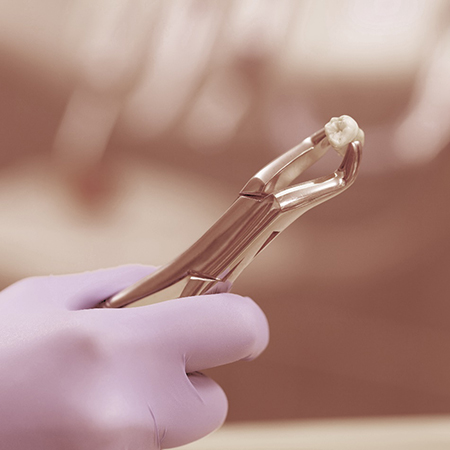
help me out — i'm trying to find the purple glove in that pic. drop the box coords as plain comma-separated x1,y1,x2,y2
0,265,269,449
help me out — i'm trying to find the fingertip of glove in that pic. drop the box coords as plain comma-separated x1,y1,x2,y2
210,293,270,360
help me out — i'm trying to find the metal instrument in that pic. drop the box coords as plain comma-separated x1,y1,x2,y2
97,118,363,308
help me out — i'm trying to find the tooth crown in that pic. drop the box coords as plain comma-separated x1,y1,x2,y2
325,115,364,156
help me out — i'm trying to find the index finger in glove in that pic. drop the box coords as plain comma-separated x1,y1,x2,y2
123,293,269,373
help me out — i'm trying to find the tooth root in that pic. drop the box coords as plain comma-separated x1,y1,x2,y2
324,115,364,156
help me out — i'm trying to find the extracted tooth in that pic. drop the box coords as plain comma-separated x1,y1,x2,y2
325,115,364,156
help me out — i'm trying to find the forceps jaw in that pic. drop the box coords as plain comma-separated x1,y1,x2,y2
274,140,362,212
240,129,328,197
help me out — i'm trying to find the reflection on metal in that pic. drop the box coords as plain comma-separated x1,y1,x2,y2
98,120,363,308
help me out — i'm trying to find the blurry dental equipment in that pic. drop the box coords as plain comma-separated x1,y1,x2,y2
0,0,448,178
98,116,363,308
393,27,450,164
53,0,157,192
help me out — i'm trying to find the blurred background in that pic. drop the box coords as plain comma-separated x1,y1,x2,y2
0,0,450,424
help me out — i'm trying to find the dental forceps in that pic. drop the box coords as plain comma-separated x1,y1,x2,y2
98,119,363,308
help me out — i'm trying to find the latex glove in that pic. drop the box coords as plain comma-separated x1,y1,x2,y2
0,265,269,450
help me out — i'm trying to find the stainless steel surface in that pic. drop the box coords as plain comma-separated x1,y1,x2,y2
99,125,362,308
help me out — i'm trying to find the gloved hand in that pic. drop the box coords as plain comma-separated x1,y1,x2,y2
0,265,269,450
